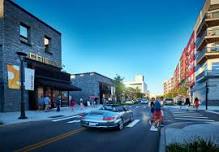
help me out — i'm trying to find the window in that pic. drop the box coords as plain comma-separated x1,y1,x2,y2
44,36,51,52
19,24,30,44
212,62,219,71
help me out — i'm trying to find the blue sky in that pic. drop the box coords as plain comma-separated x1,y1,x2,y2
15,0,205,95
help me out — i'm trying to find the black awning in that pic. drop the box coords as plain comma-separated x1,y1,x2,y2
37,79,81,91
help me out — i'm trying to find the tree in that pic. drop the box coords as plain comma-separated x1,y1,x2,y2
113,75,125,103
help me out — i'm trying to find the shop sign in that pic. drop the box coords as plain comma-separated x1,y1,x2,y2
7,64,20,89
27,52,59,67
25,68,35,91
7,64,35,90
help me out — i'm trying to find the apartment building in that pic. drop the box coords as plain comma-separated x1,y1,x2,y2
193,0,219,105
163,77,174,94
0,0,80,112
164,0,219,105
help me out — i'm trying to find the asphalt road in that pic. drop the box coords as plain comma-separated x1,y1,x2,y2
0,104,160,152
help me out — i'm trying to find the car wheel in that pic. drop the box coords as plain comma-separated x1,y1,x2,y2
118,120,124,130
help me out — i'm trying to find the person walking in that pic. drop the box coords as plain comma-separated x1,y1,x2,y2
44,95,50,112
56,95,61,112
185,98,191,111
70,97,76,111
38,95,44,110
80,98,84,110
194,97,200,111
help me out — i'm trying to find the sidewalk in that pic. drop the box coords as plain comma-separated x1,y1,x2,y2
159,122,219,152
165,105,219,114
0,105,102,125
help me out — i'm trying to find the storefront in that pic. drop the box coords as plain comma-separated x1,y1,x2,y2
26,59,81,110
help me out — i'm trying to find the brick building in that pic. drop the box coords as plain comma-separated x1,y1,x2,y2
70,72,115,104
0,0,80,112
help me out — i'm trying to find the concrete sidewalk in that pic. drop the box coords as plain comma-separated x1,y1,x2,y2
159,122,219,152
0,105,102,125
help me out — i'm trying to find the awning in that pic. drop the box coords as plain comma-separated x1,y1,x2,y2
37,79,81,91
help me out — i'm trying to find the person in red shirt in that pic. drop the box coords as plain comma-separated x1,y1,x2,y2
194,97,200,111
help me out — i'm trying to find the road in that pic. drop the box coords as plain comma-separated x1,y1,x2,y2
0,104,160,152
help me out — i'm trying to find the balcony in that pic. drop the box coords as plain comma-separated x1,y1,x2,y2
197,10,219,37
196,47,219,65
196,70,219,82
196,28,219,51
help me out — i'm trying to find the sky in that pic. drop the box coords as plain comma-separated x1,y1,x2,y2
15,0,205,95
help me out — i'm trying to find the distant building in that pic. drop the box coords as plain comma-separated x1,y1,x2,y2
163,77,174,95
124,75,148,95
70,72,115,104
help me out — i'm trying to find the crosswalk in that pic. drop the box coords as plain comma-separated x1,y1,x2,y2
171,110,215,122
50,115,140,128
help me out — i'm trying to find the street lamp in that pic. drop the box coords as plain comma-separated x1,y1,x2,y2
16,51,28,119
205,71,209,111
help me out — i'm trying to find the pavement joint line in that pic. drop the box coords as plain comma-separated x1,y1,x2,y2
52,115,80,122
173,116,208,119
67,120,81,123
14,127,85,152
174,118,215,121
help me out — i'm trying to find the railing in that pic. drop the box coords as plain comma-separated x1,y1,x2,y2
206,10,219,20
196,70,219,81
196,46,219,63
196,29,219,49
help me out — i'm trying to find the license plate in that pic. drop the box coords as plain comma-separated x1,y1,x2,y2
89,122,97,126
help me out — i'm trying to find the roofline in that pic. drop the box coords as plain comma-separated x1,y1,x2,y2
71,72,113,81
7,0,61,35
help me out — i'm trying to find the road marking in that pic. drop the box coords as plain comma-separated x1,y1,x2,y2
67,120,81,124
14,127,85,152
174,116,208,119
174,117,215,122
126,119,140,128
173,114,203,117
52,115,80,122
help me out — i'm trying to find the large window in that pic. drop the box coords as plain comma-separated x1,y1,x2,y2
212,62,219,71
44,36,51,53
19,23,30,44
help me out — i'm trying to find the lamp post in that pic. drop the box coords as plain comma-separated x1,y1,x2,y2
205,71,208,111
16,51,28,119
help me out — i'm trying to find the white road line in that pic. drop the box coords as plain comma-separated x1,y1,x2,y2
174,116,208,119
67,120,81,124
126,119,140,128
52,116,80,122
173,112,198,114
173,114,203,117
174,118,215,122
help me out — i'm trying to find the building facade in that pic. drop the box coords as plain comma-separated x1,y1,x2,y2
0,0,79,112
124,75,148,95
70,72,115,104
164,0,219,105
193,0,219,105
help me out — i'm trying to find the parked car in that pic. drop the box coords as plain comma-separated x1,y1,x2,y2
80,105,134,130
140,99,148,104
125,100,135,104
164,98,174,105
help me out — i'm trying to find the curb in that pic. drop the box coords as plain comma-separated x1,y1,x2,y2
159,126,166,152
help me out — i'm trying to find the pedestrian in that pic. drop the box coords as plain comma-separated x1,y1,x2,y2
80,98,84,110
70,97,76,111
194,97,200,111
87,100,91,107
44,95,50,112
38,95,44,110
185,98,191,111
56,95,61,112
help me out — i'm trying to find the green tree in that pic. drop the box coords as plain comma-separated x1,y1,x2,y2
113,75,125,103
